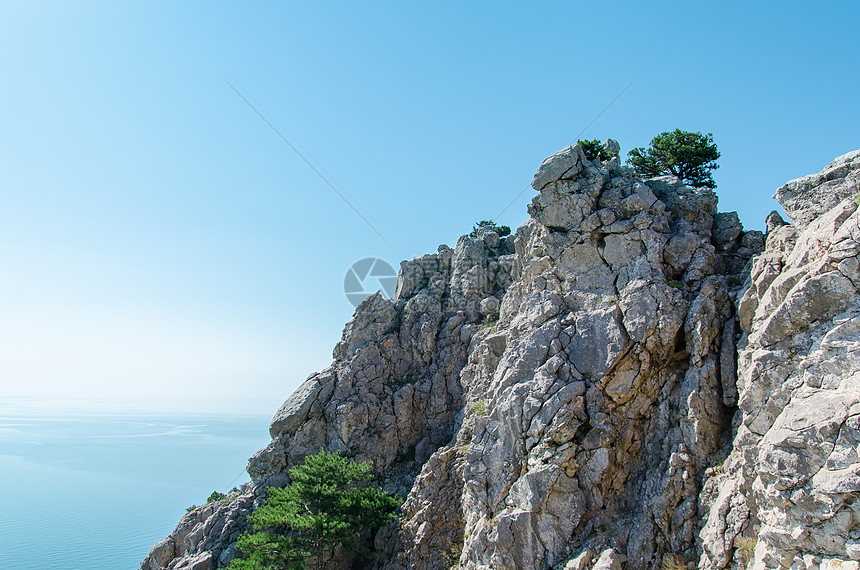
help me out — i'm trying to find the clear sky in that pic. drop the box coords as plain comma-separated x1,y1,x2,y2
1,1,858,415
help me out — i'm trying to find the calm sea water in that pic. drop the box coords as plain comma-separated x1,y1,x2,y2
0,399,272,570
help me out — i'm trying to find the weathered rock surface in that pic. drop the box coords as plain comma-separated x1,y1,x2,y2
141,489,254,570
700,153,860,570
386,142,758,570
142,142,860,570
774,150,860,228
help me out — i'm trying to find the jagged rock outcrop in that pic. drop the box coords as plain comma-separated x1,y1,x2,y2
144,199,519,569
380,143,758,570
700,150,860,570
142,144,860,570
141,489,255,570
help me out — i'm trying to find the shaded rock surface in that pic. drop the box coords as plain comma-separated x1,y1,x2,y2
142,142,860,570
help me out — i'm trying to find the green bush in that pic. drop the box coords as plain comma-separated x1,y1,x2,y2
207,487,240,504
468,400,488,417
470,220,511,238
628,129,720,188
577,138,613,162
228,449,401,570
207,491,227,503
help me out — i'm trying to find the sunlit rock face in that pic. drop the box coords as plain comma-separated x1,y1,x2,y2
380,141,757,570
142,143,860,570
700,150,860,570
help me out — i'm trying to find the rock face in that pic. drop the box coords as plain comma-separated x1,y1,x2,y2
774,150,860,228
700,151,860,570
141,490,254,570
142,142,860,570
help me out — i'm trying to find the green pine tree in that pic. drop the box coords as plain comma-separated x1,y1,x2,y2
229,449,401,570
627,129,720,188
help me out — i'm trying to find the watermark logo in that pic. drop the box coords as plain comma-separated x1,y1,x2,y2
344,258,397,307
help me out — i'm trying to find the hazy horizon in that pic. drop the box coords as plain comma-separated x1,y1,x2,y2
2,1,858,415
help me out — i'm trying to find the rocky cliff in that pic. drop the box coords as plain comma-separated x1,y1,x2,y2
142,144,860,570
700,149,860,570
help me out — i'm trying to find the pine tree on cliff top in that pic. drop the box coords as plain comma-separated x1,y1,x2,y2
628,129,720,188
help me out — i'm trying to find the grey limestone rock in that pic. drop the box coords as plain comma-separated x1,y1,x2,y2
774,150,860,228
603,138,621,156
700,150,860,570
592,549,623,570
142,538,175,570
268,370,335,438
532,145,585,192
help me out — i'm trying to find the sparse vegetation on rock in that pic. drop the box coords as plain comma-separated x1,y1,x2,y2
468,400,488,417
577,138,614,162
470,220,511,237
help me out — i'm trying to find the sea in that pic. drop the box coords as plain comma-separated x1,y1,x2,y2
0,398,273,570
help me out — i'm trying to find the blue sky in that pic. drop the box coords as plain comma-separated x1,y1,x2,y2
1,1,857,414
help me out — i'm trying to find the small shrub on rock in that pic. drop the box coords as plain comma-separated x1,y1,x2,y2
469,400,488,417
577,138,613,162
470,220,511,238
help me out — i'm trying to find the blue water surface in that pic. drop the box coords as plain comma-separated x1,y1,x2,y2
0,400,272,570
